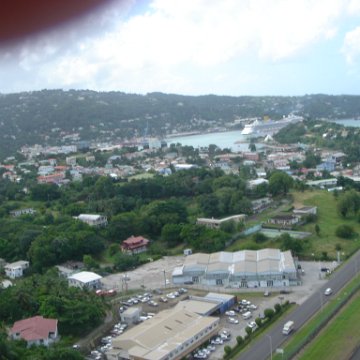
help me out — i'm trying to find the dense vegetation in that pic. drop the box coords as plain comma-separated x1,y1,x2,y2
2,90,360,159
0,168,275,270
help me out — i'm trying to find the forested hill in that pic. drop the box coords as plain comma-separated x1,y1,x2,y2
1,90,360,159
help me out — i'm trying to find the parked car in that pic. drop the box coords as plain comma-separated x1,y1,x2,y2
247,321,257,331
228,317,239,324
225,310,236,316
264,291,271,297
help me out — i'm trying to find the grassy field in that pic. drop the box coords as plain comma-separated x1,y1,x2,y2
297,292,360,360
292,190,360,258
273,273,360,360
228,190,360,259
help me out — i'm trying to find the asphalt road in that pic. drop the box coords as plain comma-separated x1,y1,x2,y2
238,250,360,360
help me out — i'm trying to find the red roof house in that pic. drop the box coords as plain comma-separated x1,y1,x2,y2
121,236,150,255
10,316,58,347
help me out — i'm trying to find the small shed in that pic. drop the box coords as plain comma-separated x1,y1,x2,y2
121,307,141,325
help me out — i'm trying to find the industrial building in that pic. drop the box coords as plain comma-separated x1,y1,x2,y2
107,308,219,360
175,292,236,316
172,249,298,288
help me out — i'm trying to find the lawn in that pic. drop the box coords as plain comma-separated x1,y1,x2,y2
292,190,360,258
273,273,360,360
297,292,360,360
228,189,360,259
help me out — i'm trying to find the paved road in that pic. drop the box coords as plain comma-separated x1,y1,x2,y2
238,250,360,360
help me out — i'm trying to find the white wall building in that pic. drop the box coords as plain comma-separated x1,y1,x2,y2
68,271,102,290
76,214,108,227
5,260,29,279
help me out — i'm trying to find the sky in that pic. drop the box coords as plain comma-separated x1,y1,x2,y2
2,0,360,96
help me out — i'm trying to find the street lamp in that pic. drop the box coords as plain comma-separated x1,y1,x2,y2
319,291,323,312
163,269,167,288
265,334,273,360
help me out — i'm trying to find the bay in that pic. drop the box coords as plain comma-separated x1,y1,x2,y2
165,130,255,152
327,119,360,127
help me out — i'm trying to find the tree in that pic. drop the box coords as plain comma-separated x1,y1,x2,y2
274,303,282,313
224,345,232,356
255,317,262,327
161,224,183,247
245,326,253,337
335,224,354,239
253,232,268,243
236,335,244,345
268,171,293,196
83,255,98,270
280,233,303,255
264,308,275,319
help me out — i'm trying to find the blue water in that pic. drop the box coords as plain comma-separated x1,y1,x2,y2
165,131,257,151
327,119,360,127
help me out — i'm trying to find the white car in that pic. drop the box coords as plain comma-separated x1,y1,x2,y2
228,317,239,324
247,321,257,330
324,287,332,296
225,310,236,316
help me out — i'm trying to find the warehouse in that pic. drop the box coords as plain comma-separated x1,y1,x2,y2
174,292,236,316
107,308,219,360
172,249,298,288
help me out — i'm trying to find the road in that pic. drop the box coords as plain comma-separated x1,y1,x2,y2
238,250,360,360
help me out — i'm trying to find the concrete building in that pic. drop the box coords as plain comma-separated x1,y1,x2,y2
10,316,58,347
196,214,246,230
107,308,220,360
68,271,102,290
175,293,236,316
5,260,29,279
120,307,141,325
293,206,317,216
172,249,297,288
10,208,36,217
76,214,108,227
268,214,300,227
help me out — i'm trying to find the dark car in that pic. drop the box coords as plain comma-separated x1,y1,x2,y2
280,289,291,294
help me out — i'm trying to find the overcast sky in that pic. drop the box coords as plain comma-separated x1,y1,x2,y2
2,0,360,96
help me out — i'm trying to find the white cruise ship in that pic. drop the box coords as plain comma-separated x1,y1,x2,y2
241,114,303,138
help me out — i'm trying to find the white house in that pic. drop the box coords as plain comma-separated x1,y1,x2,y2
76,214,108,227
68,271,102,290
5,260,29,279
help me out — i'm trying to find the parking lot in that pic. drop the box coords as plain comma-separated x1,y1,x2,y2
96,257,337,360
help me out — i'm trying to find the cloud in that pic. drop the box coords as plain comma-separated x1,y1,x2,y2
0,0,357,94
342,26,360,64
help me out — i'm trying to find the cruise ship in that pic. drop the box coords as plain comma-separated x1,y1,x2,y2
241,114,303,138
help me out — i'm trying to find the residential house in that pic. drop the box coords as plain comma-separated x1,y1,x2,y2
76,214,108,227
247,178,269,189
121,236,150,255
268,215,300,228
68,271,102,289
196,214,246,230
5,260,29,279
10,208,36,217
10,316,58,347
293,206,317,216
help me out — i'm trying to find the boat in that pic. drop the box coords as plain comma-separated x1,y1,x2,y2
241,114,303,138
